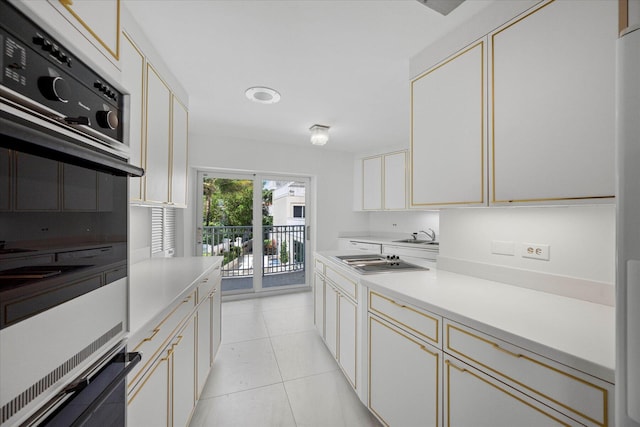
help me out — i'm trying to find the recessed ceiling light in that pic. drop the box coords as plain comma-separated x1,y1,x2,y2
245,86,281,104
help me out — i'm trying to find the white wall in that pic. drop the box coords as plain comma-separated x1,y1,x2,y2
439,205,615,284
366,210,440,240
186,131,368,255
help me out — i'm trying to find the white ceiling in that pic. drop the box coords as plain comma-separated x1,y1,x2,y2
124,0,494,153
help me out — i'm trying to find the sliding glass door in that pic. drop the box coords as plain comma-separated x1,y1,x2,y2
196,171,310,295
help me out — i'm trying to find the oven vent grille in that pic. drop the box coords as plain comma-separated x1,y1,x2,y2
0,323,123,425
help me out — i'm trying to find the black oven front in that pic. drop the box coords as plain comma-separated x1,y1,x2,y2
0,1,143,425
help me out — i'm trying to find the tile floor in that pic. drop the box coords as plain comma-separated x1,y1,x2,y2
189,290,381,427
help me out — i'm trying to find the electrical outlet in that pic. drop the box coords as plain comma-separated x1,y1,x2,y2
521,243,550,261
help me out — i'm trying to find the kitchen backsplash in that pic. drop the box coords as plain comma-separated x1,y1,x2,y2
438,205,615,304
366,210,440,239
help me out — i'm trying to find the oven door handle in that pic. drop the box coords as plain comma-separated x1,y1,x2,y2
69,351,142,427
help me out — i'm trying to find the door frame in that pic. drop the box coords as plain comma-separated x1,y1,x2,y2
195,169,312,296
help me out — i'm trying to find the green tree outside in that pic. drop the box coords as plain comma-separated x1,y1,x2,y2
279,241,289,264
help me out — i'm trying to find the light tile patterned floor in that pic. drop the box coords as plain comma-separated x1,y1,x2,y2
189,291,380,427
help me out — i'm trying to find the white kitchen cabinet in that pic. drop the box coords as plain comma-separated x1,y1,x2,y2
324,281,339,357
489,0,617,204
340,240,382,254
444,355,579,426
196,267,221,397
170,96,188,207
145,64,171,204
444,320,613,426
369,316,440,427
315,257,360,390
362,156,382,210
313,270,325,338
121,32,145,202
338,293,357,388
411,40,486,208
172,317,196,427
48,0,120,61
127,353,170,427
362,151,407,210
384,151,407,210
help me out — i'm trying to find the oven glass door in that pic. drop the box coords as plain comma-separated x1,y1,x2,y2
0,145,128,329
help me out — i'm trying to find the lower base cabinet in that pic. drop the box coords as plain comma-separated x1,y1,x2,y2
444,356,579,426
368,315,440,427
128,268,221,427
172,317,196,427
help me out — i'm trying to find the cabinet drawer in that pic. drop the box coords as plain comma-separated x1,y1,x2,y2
325,266,357,301
128,291,196,389
444,320,612,426
197,266,220,303
369,291,440,346
315,258,325,275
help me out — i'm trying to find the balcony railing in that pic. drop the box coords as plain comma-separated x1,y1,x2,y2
202,225,305,279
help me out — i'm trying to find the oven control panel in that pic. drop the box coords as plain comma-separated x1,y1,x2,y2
0,0,123,144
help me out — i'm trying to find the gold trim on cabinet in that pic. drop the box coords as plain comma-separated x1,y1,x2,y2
169,95,189,206
369,291,440,345
325,266,358,301
445,359,571,427
446,323,609,426
620,0,629,35
410,40,485,207
489,0,615,204
129,292,195,388
368,315,439,427
58,0,120,60
127,348,170,406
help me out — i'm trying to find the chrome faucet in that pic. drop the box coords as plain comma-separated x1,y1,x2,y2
419,228,436,242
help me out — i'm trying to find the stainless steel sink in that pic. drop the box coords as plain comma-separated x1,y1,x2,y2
392,239,439,245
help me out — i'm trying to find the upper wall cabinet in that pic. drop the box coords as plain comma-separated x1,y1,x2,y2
410,0,617,208
411,41,486,208
489,0,616,205
362,151,407,211
145,64,172,205
51,0,120,61
171,97,189,207
120,31,189,207
121,32,145,202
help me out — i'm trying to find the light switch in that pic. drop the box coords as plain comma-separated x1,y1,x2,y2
491,240,515,256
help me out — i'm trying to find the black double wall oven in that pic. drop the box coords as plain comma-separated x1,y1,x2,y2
1,1,142,425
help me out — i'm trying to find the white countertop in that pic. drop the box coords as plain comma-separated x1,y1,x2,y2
317,251,615,383
340,234,439,248
128,256,222,336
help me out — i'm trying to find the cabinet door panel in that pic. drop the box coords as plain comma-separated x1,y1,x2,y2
173,317,196,427
384,152,406,210
128,356,170,427
338,295,357,389
490,0,616,203
411,40,485,207
444,356,580,427
145,65,171,203
369,316,440,427
196,297,212,398
314,272,325,338
171,97,188,207
362,157,382,210
324,283,338,357
51,0,119,60
121,33,145,201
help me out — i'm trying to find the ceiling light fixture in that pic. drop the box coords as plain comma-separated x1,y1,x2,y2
309,124,330,146
245,86,281,104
